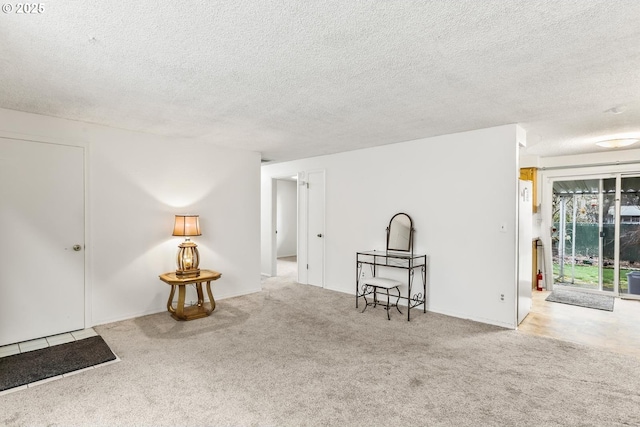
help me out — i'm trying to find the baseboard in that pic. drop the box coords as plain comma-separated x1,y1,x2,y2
90,287,263,328
427,305,516,330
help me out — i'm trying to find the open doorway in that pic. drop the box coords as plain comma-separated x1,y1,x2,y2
551,175,640,298
519,169,640,357
266,170,324,285
275,177,298,279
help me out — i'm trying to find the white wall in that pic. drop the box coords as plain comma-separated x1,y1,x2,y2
262,125,522,328
276,179,297,258
0,108,261,326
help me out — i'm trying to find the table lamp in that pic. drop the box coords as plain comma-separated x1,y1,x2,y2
172,214,201,277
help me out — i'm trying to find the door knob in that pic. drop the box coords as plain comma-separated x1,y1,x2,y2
73,245,82,251
317,233,323,238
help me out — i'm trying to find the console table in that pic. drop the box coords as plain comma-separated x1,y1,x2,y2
158,269,221,321
356,250,427,321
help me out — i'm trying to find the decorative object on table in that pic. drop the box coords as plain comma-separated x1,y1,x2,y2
545,289,614,311
159,269,222,321
172,214,202,277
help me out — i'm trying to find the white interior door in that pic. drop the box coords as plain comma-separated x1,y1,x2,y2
0,138,85,346
307,170,325,287
296,172,307,284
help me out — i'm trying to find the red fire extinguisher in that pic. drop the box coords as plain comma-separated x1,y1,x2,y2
537,270,543,291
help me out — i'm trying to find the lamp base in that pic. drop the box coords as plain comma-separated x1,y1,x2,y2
175,268,201,278
175,239,200,278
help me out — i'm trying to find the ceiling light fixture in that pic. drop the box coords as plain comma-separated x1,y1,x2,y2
595,138,639,148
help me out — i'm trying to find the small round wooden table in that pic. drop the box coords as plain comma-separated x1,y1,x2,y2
158,269,221,321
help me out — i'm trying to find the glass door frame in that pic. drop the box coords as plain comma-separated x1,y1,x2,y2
542,165,640,299
540,171,640,299
613,175,621,296
618,173,640,300
548,173,614,294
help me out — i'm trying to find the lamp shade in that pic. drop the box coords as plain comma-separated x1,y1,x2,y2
172,215,201,237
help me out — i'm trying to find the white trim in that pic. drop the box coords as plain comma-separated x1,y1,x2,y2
614,175,622,295
92,287,262,327
83,141,92,328
0,130,86,148
264,171,303,280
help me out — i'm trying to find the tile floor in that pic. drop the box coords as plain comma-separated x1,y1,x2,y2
0,328,120,396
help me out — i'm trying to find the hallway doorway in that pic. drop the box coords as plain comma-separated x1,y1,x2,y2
276,256,297,279
275,178,298,277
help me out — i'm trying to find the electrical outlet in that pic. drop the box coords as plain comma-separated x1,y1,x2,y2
500,294,505,303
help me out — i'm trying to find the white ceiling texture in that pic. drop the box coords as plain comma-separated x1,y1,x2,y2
1,1,639,163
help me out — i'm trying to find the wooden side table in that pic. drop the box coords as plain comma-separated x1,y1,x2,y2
158,269,221,321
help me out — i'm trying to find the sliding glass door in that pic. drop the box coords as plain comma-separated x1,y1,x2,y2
552,174,640,298
618,176,640,299
602,178,616,292
553,178,605,291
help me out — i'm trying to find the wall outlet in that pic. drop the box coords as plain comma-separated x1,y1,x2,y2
500,294,505,303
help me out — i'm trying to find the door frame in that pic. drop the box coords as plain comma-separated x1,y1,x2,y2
546,173,612,294
0,131,90,329
273,176,299,277
618,173,640,300
541,165,640,297
266,169,325,287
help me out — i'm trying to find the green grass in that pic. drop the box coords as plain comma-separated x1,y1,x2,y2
553,263,632,291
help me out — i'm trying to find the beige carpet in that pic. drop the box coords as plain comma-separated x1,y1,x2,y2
2,275,640,426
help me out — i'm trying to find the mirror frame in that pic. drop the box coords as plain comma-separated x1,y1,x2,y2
386,212,413,254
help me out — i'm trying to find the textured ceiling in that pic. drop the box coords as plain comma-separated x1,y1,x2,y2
1,1,640,162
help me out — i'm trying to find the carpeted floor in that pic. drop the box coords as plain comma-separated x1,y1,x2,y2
1,275,640,426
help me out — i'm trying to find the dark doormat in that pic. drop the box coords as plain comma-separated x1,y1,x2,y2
546,289,614,311
0,335,116,392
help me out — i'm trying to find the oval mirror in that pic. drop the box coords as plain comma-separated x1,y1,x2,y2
387,213,413,252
